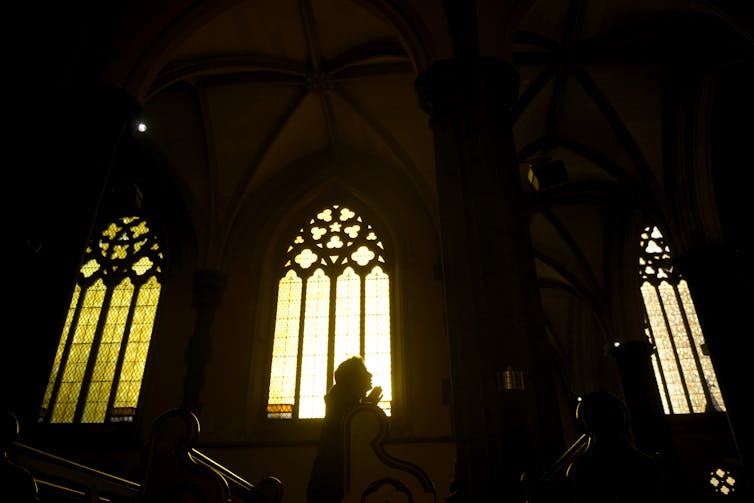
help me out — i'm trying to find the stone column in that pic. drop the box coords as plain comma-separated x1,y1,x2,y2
181,269,227,414
675,245,753,486
7,84,140,430
416,57,563,501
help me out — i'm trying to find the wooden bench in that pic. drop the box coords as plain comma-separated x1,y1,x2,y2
343,404,436,502
3,409,282,503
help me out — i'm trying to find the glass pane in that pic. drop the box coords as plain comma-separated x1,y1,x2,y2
678,280,725,411
42,215,163,423
365,266,391,415
114,276,161,412
268,270,303,419
82,279,134,422
51,279,107,423
334,267,361,367
658,282,706,413
639,225,726,415
299,269,330,418
641,283,689,413
271,203,393,420
41,286,82,415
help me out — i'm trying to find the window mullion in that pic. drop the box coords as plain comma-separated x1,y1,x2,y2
46,288,86,423
359,271,365,357
105,280,140,421
293,276,308,419
642,306,672,413
326,267,338,390
655,283,693,413
270,204,391,419
672,284,714,409
73,286,115,423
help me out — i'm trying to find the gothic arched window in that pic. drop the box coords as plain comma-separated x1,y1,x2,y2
639,225,725,414
267,203,392,419
40,215,164,423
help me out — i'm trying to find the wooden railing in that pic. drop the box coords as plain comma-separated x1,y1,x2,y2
13,441,140,502
520,433,588,503
190,448,283,502
3,409,282,503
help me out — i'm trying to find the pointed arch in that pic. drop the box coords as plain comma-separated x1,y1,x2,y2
639,225,725,414
267,202,392,419
40,215,164,423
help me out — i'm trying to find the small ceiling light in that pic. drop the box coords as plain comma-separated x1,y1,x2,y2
136,121,148,133
613,341,621,348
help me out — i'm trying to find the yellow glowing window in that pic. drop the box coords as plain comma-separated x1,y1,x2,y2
639,226,725,414
40,216,163,424
267,204,392,419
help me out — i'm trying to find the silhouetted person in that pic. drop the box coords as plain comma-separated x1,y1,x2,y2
566,391,667,503
307,356,383,503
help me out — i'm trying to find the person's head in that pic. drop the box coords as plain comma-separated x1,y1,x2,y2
577,391,630,438
334,356,373,397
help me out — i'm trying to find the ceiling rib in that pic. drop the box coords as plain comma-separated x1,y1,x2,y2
325,40,409,74
194,80,215,229
149,56,307,99
300,0,323,71
512,63,557,123
514,30,561,52
223,89,311,239
543,0,583,149
570,66,656,188
534,250,608,330
335,87,422,185
320,92,340,158
539,206,603,297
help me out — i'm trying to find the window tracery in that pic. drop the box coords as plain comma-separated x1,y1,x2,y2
40,215,163,423
267,203,392,419
639,226,724,414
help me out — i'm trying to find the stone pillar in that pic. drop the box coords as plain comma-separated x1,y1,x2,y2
7,84,140,431
415,57,563,501
181,269,227,414
609,340,674,461
675,245,753,486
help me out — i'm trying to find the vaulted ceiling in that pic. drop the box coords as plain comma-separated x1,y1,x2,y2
136,0,751,362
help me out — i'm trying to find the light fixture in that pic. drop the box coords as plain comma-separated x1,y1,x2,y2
527,152,567,191
497,366,526,392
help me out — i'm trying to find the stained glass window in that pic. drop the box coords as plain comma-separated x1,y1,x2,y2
639,226,725,414
40,216,163,423
267,204,392,419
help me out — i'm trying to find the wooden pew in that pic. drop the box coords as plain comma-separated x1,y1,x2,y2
343,404,436,502
4,410,139,502
140,408,283,503
3,409,282,503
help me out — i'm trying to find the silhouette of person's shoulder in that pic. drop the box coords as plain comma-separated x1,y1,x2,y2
566,392,666,503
